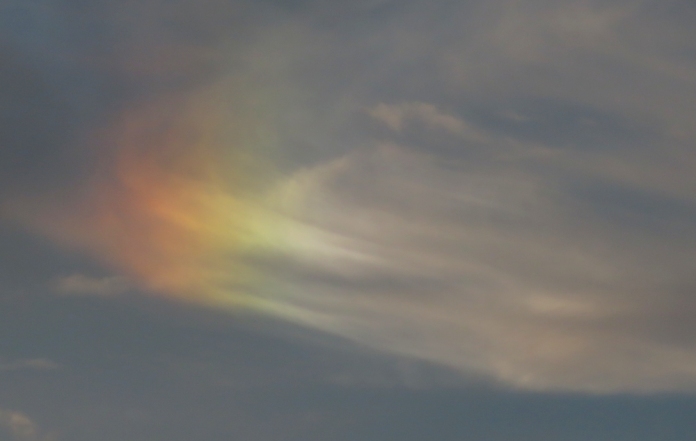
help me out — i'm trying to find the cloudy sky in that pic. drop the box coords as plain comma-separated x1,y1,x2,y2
3,0,696,439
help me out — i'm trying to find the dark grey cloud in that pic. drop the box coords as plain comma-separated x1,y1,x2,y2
2,288,696,441
0,45,83,198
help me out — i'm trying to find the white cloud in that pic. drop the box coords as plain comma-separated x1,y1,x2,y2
368,102,490,143
260,143,696,393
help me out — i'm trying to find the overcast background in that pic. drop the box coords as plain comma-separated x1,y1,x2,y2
3,0,696,439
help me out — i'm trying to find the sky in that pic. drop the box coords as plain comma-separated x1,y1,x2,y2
2,0,696,439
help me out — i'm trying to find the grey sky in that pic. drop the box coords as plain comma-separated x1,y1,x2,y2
3,0,696,438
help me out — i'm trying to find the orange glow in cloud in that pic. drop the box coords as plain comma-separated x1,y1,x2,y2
27,90,284,308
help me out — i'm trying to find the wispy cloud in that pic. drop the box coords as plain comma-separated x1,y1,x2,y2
259,143,696,393
54,275,129,297
0,409,49,441
368,102,490,143
0,359,60,372
3,0,696,394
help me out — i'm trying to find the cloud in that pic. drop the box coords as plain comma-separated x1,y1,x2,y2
4,0,696,395
368,102,491,143
0,409,47,441
258,143,696,393
54,274,129,297
0,359,60,372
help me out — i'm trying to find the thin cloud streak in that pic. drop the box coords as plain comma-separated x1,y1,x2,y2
263,142,696,393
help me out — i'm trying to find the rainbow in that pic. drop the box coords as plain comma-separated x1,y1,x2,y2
23,83,313,316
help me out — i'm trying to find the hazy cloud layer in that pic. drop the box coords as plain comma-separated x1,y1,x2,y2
266,140,696,392
3,0,696,395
